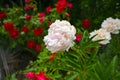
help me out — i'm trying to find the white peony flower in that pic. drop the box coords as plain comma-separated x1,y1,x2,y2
89,29,111,45
101,17,120,34
43,20,76,53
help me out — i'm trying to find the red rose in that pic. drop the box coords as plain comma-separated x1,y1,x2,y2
46,6,52,13
25,15,31,21
24,0,32,4
24,5,33,11
22,26,29,33
49,57,54,61
0,12,7,19
35,72,51,80
38,12,46,18
27,40,35,49
25,71,35,79
9,29,19,39
65,13,70,18
39,17,44,23
3,22,14,32
82,19,90,28
67,3,73,9
35,44,41,52
75,34,82,42
33,27,43,36
48,21,52,26
56,0,68,13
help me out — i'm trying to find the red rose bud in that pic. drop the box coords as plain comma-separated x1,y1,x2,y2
56,0,68,13
33,27,43,36
48,21,52,26
82,19,90,28
67,3,73,9
25,71,35,79
65,13,70,18
25,15,31,21
35,44,41,52
39,17,44,23
35,72,51,80
22,26,29,33
9,29,19,39
24,0,32,4
49,57,54,61
24,5,33,11
38,12,46,18
3,22,14,32
27,40,35,49
75,34,82,42
46,6,52,13
0,12,7,19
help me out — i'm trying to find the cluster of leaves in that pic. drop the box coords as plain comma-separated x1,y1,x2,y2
21,30,120,80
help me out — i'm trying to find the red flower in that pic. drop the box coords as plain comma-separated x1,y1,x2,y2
25,15,31,21
24,0,32,4
39,17,44,23
49,57,54,61
75,34,82,42
35,72,51,80
35,44,41,52
27,40,35,49
65,13,70,18
48,21,52,26
67,3,73,9
3,22,14,32
34,27,43,36
24,5,33,11
82,19,90,28
25,71,35,79
22,26,29,33
38,12,46,18
56,0,69,13
9,29,19,39
0,12,7,19
46,6,52,13
49,52,57,61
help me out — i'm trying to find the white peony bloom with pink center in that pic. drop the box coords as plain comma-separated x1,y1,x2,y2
101,17,120,34
43,20,76,53
89,29,111,45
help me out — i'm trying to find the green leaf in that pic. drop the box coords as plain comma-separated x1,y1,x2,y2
65,72,78,80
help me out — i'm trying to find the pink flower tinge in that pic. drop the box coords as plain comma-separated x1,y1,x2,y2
25,71,35,79
65,13,70,18
46,6,52,13
75,34,82,42
39,17,44,23
44,20,76,53
35,72,51,80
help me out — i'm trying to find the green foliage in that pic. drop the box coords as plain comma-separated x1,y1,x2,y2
88,56,120,80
